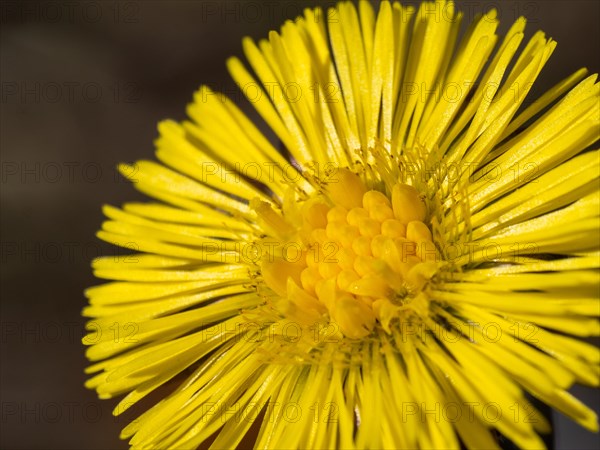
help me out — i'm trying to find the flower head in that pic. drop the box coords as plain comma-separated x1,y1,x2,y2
83,1,599,448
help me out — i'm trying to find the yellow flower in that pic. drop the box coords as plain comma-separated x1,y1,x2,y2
83,1,599,448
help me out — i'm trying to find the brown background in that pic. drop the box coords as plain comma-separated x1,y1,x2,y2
1,1,599,449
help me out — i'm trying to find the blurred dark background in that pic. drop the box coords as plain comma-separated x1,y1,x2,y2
1,1,598,449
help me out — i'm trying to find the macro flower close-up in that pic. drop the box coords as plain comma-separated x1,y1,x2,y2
80,1,599,448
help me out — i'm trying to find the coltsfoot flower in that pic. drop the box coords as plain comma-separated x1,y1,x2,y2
83,1,600,448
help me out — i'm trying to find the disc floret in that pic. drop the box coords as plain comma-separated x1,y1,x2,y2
257,168,441,339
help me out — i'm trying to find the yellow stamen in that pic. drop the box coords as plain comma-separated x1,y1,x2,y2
251,198,295,239
327,168,366,209
391,183,427,224
261,257,305,297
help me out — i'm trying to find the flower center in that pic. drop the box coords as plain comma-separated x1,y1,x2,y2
256,169,440,339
